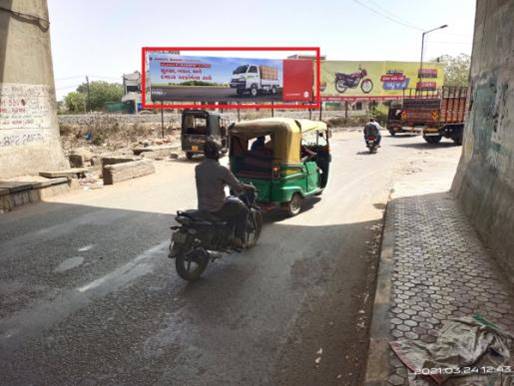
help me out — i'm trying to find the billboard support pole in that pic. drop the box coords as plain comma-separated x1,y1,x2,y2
271,101,274,117
344,101,348,120
237,102,241,122
160,101,164,138
319,101,323,121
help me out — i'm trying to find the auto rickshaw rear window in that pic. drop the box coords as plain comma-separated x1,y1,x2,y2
184,115,208,135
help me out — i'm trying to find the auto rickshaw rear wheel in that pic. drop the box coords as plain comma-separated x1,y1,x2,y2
286,193,303,217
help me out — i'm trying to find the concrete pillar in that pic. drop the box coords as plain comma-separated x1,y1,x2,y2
452,0,514,281
0,0,68,178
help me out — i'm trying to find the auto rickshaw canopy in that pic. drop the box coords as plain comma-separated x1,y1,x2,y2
229,118,328,164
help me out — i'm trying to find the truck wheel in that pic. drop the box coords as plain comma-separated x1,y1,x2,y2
389,129,396,137
186,152,194,160
236,89,244,96
452,129,463,145
285,193,303,217
452,135,463,145
424,135,442,144
250,85,258,97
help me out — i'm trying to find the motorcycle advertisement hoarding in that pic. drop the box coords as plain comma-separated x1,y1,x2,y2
148,53,314,104
320,61,445,101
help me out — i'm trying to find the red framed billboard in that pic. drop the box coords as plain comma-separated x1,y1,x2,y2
141,47,321,110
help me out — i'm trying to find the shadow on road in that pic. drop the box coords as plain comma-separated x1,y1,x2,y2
0,197,380,386
391,142,459,149
262,196,322,223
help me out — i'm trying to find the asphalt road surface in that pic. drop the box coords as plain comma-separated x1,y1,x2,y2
152,86,283,102
0,131,461,385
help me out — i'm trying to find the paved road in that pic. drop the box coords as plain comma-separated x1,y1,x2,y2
152,86,283,102
0,131,461,385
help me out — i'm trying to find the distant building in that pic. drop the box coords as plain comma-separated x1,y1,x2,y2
121,71,141,113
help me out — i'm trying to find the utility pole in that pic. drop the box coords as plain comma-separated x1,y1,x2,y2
160,101,165,138
85,75,91,112
418,25,448,92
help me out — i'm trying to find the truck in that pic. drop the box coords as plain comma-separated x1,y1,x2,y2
230,64,280,97
387,86,468,145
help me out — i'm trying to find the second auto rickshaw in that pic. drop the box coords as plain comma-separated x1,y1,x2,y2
181,110,228,159
228,118,331,216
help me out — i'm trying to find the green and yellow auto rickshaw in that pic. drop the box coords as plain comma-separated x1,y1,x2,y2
228,118,331,216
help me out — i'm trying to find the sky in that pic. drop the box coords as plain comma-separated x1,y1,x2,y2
48,0,476,100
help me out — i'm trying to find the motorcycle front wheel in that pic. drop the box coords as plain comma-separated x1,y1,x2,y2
361,79,374,93
245,209,263,248
175,247,209,281
335,80,348,93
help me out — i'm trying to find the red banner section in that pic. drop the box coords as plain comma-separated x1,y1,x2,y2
283,59,314,102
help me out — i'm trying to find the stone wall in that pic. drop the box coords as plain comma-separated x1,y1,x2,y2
57,109,365,128
0,0,68,178
452,0,514,281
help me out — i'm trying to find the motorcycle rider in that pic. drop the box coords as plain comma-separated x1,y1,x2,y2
195,139,254,248
363,118,382,147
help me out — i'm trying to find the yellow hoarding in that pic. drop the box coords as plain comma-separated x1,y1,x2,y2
320,61,445,100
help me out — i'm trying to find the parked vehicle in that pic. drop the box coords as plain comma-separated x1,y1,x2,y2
389,86,468,144
230,64,280,97
181,110,228,159
365,135,379,153
169,188,263,281
335,67,373,94
228,118,331,216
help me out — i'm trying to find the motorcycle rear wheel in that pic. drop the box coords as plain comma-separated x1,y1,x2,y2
335,80,348,93
175,248,209,281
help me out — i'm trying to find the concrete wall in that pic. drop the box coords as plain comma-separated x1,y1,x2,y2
452,0,514,280
0,0,67,178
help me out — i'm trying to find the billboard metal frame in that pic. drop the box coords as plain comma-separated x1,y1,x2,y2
141,46,321,110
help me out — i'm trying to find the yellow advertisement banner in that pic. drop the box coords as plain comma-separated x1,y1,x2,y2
320,61,445,100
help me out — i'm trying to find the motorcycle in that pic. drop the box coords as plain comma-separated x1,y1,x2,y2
169,188,263,281
366,135,379,153
335,68,374,94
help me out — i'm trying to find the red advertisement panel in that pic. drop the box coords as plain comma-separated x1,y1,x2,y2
283,59,314,102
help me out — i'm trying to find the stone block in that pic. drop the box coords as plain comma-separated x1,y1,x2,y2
101,155,141,169
39,168,87,179
102,160,155,185
133,145,178,158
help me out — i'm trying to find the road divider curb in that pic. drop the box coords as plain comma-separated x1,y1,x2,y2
364,201,394,385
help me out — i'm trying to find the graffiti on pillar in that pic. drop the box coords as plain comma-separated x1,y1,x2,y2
0,83,53,147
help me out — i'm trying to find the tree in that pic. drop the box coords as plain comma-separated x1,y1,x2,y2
64,91,87,113
63,81,123,112
436,54,471,87
76,81,123,111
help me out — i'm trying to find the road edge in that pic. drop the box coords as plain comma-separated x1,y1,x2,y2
363,201,394,385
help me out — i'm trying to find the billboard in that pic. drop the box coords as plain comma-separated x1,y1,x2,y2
148,53,314,103
321,61,445,101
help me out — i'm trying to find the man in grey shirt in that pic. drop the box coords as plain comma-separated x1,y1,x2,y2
195,140,253,246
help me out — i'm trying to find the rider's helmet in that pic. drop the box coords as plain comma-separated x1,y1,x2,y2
203,138,220,160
